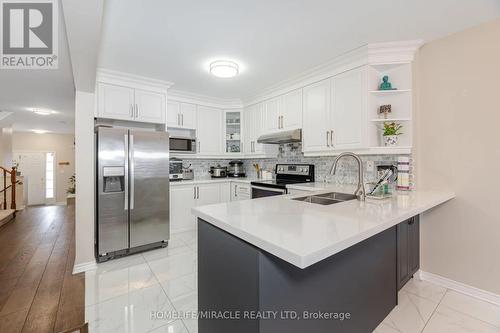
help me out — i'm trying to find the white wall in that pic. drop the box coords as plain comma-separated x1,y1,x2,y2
0,127,13,167
415,18,500,294
74,91,96,269
12,132,75,204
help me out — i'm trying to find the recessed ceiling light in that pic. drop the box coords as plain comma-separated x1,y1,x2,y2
32,129,48,134
209,60,239,78
31,108,54,116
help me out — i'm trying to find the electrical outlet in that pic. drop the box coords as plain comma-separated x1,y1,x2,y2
366,161,375,172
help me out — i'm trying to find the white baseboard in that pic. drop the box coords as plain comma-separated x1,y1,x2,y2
73,260,97,274
417,270,500,306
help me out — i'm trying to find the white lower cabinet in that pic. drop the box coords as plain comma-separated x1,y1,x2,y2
220,182,231,202
170,181,236,233
195,183,221,207
231,182,251,201
170,185,197,233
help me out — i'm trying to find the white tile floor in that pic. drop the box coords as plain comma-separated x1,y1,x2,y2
86,230,500,333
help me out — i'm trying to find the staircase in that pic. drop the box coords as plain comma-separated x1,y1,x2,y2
0,166,17,227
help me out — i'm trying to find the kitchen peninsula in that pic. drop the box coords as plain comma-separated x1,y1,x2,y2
192,189,455,332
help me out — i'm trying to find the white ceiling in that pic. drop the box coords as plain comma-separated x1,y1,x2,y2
98,0,500,100
0,2,75,134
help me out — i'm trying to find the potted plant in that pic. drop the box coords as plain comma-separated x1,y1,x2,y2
382,122,403,146
67,174,76,194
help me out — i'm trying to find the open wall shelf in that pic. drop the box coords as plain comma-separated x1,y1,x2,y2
367,62,413,150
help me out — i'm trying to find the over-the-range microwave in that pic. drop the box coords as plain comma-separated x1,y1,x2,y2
170,135,197,154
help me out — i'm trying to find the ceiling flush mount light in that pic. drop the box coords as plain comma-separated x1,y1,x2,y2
32,108,54,116
209,60,239,78
32,129,48,134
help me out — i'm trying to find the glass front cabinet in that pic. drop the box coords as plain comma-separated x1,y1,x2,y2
224,110,243,155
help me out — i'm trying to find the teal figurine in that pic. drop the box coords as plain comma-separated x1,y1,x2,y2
379,75,396,90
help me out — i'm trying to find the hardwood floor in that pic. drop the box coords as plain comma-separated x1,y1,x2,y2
0,203,85,333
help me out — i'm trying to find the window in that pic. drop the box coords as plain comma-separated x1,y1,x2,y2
46,152,54,199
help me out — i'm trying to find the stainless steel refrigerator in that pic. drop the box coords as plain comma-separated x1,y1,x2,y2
96,127,170,262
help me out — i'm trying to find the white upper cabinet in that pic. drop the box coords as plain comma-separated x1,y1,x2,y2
281,89,303,130
167,101,197,129
302,67,367,154
262,90,302,133
224,110,243,154
302,79,332,153
243,104,255,154
134,89,166,123
97,83,135,121
166,100,181,127
244,103,266,155
197,106,222,155
264,97,281,132
331,67,366,150
253,103,265,154
180,103,198,129
96,70,171,124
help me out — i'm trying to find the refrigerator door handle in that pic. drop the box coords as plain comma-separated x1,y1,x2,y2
124,134,129,210
130,134,135,210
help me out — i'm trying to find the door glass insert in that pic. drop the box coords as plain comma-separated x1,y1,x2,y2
45,152,54,199
226,111,241,153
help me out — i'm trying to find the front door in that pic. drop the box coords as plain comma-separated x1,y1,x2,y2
14,152,46,205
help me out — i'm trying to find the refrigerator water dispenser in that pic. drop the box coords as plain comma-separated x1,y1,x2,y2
103,166,125,193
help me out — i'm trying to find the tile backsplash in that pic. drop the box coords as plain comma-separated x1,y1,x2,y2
178,143,413,188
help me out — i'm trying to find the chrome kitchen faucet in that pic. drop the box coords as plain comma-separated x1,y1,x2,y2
330,152,366,201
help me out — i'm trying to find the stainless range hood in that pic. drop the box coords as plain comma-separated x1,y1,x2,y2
257,129,302,144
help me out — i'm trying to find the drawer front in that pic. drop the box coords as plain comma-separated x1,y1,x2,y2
237,184,251,196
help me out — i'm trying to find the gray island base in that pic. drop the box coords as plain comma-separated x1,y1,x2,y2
198,216,420,333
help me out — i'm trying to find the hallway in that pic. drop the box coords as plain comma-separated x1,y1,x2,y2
0,204,85,333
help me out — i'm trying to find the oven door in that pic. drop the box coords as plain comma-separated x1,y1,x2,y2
170,137,196,153
251,185,287,199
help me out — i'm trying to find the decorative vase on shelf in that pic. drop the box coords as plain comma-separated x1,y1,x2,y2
383,135,399,147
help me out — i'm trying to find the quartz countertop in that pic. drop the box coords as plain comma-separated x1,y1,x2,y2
286,182,358,192
170,177,255,186
192,189,455,269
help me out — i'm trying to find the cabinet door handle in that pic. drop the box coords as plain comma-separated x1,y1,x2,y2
235,185,238,197
181,114,184,126
130,104,134,118
330,130,334,148
326,131,330,147
194,186,196,199
135,104,138,118
197,186,200,199
280,116,283,129
198,141,201,152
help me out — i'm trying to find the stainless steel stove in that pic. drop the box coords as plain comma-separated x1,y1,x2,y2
251,164,315,198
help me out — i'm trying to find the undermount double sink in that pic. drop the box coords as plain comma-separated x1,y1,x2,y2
292,192,357,205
